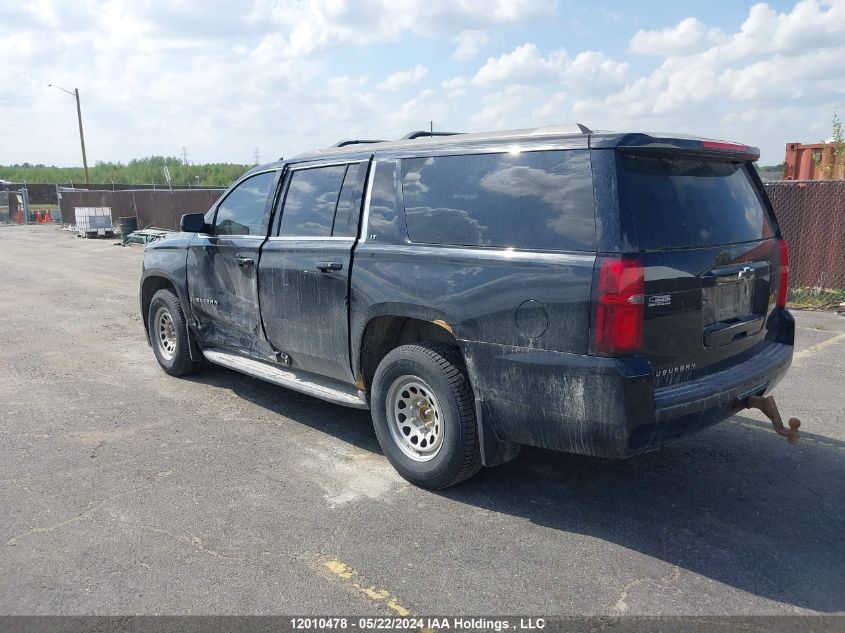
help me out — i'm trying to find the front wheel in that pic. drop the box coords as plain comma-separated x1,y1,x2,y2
371,343,481,488
147,289,202,376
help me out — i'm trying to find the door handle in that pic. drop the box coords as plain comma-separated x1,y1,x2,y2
316,261,343,272
234,255,254,268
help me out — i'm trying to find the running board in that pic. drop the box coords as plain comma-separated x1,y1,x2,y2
202,350,369,410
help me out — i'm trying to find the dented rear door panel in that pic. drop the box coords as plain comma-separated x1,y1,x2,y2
259,237,357,382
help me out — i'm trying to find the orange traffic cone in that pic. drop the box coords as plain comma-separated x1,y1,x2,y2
35,211,42,224
16,209,22,224
45,210,52,223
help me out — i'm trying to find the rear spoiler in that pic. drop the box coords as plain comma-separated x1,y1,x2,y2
590,132,760,161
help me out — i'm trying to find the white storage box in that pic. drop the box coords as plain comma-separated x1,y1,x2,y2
74,207,114,237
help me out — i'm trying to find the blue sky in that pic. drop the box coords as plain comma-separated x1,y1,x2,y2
0,1,842,166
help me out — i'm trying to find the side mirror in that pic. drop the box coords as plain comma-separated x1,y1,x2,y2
180,213,208,233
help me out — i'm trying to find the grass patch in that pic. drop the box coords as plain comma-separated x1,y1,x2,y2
787,287,845,310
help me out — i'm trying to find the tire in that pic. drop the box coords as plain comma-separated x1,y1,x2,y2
147,289,202,376
371,343,482,488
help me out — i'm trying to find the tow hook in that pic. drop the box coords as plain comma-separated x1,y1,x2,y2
736,395,801,444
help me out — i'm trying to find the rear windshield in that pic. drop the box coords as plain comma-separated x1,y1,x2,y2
618,154,775,249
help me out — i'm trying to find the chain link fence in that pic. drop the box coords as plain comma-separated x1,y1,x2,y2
0,191,9,224
764,180,845,290
0,187,32,224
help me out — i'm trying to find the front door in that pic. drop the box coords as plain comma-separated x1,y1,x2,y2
258,160,369,382
188,169,280,358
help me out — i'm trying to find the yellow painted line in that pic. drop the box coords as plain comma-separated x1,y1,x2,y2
322,559,414,618
793,332,845,362
323,559,355,579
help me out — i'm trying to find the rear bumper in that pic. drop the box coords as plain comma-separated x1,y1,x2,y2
630,341,791,451
461,338,793,459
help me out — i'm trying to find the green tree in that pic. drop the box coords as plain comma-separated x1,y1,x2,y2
0,157,252,187
812,110,845,179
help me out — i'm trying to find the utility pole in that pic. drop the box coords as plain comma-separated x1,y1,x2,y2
254,147,260,165
48,84,90,184
182,146,189,164
74,89,89,184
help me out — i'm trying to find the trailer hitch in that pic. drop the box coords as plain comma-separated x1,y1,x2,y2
735,395,801,444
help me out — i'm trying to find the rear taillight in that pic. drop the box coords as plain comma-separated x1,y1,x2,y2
777,238,789,308
594,258,644,356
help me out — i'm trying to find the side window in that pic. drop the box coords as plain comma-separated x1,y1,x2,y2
365,160,403,242
213,171,276,236
332,162,369,237
279,165,347,237
401,150,596,251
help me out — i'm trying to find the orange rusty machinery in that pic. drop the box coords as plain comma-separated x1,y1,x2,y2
784,142,845,180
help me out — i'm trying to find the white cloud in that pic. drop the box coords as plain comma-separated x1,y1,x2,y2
567,51,629,84
246,0,554,59
442,76,469,98
377,64,429,91
470,1,845,163
470,85,541,129
471,43,628,87
575,1,845,120
22,0,60,27
472,43,562,85
452,30,491,62
629,17,725,56
531,91,568,123
389,89,450,132
722,0,845,60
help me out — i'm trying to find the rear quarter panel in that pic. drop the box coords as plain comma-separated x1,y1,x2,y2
349,243,596,377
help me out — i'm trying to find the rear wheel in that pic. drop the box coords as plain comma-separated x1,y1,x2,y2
148,289,202,376
371,343,481,488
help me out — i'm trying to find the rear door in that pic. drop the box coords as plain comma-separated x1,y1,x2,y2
187,169,280,357
258,160,369,382
614,152,783,386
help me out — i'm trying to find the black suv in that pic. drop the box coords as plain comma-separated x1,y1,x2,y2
140,124,794,488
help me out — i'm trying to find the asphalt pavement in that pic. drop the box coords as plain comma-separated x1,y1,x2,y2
0,226,843,616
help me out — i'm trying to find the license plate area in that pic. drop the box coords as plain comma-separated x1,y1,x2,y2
708,278,753,323
702,262,770,348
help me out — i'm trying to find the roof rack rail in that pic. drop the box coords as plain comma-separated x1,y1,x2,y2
332,139,387,148
529,123,592,135
401,131,463,140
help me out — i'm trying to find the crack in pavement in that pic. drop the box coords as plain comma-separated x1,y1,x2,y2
4,474,172,547
95,517,245,562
